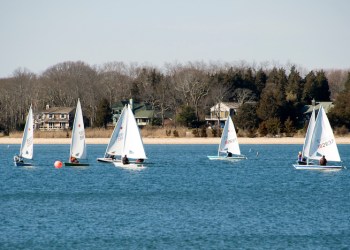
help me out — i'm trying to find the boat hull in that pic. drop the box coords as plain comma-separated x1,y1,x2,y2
96,157,120,163
113,162,145,170
293,164,343,170
64,162,90,166
207,155,247,161
14,162,32,167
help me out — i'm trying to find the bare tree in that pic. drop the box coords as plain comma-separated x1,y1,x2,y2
233,88,256,104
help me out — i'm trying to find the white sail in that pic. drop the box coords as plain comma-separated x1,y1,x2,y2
70,99,87,160
218,116,241,156
309,106,341,162
122,105,147,159
302,108,315,158
106,106,127,156
20,105,34,159
106,104,147,159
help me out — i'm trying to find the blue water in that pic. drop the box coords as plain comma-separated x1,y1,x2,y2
0,144,350,249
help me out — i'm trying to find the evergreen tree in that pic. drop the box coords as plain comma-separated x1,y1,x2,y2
176,105,197,127
234,103,259,131
95,98,111,128
302,71,317,103
256,88,279,120
286,66,303,102
254,68,267,98
344,72,350,91
328,91,350,128
314,70,331,101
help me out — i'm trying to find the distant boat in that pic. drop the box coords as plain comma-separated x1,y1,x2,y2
207,115,247,161
64,99,89,166
14,105,34,166
111,104,147,169
97,106,127,163
293,106,343,170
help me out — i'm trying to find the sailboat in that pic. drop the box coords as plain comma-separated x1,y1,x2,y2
64,99,89,166
293,106,343,170
14,105,34,166
111,104,147,169
207,115,247,161
97,106,127,163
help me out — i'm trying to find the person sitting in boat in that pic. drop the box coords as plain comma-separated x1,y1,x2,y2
227,152,233,157
319,155,327,166
14,155,24,163
297,152,307,165
298,151,302,162
136,158,144,163
70,156,79,163
122,155,130,165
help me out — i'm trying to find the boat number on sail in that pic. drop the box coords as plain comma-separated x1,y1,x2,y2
225,138,237,145
26,137,33,146
318,139,334,149
79,130,85,140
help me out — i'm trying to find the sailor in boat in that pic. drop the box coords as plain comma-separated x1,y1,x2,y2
297,151,307,165
227,152,233,157
70,156,79,164
319,155,327,166
122,155,130,165
14,155,24,163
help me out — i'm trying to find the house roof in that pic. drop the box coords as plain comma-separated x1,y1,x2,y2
135,110,154,118
38,107,75,113
303,101,334,114
111,101,150,111
210,102,240,112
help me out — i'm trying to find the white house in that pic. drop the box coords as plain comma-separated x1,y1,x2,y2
205,102,240,127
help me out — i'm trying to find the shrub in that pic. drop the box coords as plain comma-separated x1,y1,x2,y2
335,125,349,136
173,130,179,137
192,129,199,137
200,127,207,137
211,127,218,137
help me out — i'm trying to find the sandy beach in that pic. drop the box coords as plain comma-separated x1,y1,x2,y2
1,137,349,145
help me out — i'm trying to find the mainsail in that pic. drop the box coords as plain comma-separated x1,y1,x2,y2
218,116,241,156
20,105,34,159
309,106,341,162
70,99,87,160
302,108,315,158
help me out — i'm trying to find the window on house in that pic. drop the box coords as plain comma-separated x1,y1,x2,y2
49,122,54,129
61,114,66,119
60,122,66,128
49,114,53,119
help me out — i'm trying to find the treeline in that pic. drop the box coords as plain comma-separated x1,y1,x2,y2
0,61,349,136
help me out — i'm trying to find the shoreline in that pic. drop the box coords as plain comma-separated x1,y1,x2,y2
1,137,349,145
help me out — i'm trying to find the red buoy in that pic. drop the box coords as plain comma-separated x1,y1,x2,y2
54,160,63,168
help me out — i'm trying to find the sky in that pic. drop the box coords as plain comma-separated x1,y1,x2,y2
1,0,349,77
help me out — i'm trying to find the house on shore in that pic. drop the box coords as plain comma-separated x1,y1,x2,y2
111,99,158,127
205,102,256,128
35,105,75,130
302,99,334,121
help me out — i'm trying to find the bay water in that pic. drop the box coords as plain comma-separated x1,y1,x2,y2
0,144,349,249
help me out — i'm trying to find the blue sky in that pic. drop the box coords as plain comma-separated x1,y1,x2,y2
1,0,349,77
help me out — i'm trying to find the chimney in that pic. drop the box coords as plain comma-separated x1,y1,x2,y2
46,104,50,110
129,98,133,112
312,98,315,106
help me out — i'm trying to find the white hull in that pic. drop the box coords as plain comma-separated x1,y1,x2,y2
96,157,120,163
207,155,247,161
113,162,145,170
293,164,343,170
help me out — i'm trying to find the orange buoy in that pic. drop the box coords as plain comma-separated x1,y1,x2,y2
54,160,63,168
